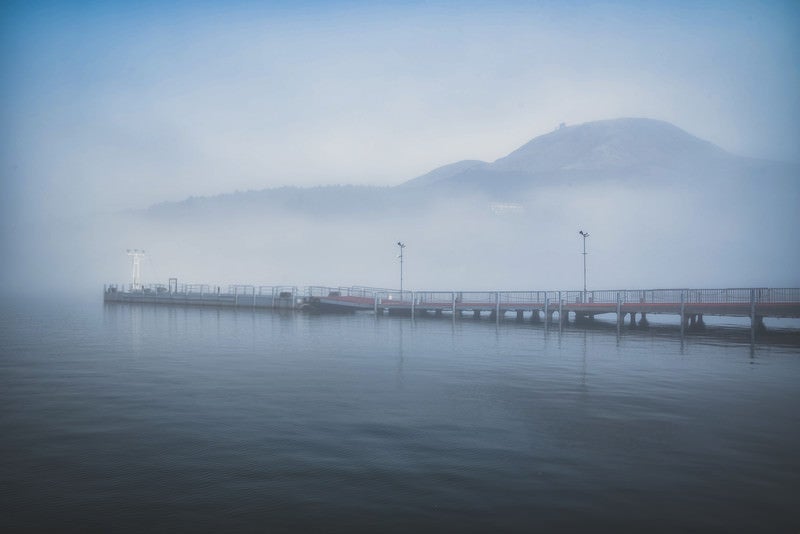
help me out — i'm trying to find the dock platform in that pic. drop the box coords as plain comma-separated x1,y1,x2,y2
105,283,800,339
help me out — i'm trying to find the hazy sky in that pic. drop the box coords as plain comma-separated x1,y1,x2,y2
2,0,798,221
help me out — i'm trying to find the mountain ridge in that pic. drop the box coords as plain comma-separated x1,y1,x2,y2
148,117,796,217
400,118,747,192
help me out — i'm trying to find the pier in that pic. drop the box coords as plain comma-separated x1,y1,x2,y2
104,283,800,339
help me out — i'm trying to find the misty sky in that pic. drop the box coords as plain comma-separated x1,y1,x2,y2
2,0,798,223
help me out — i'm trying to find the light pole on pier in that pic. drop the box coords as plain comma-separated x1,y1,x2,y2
127,249,146,291
397,242,406,296
578,230,589,300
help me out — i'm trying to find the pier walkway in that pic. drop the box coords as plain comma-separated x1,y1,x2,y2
105,284,800,338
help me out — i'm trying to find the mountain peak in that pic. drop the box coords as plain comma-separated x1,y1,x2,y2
490,117,728,174
401,117,737,192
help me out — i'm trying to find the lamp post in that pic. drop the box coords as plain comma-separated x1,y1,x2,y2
397,242,406,297
578,230,589,300
127,249,145,291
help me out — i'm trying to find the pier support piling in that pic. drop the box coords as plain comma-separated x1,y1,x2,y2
750,289,757,343
680,291,686,338
544,298,550,326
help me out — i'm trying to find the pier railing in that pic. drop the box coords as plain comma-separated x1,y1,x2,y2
306,286,390,299
556,288,800,305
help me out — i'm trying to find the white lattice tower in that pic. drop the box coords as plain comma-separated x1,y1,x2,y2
126,249,146,290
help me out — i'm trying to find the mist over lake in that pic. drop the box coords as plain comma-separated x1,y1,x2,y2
6,118,800,293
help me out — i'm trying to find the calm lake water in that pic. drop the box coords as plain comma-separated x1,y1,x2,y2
2,295,799,532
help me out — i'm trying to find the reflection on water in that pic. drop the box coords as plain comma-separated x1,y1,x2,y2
2,296,799,532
